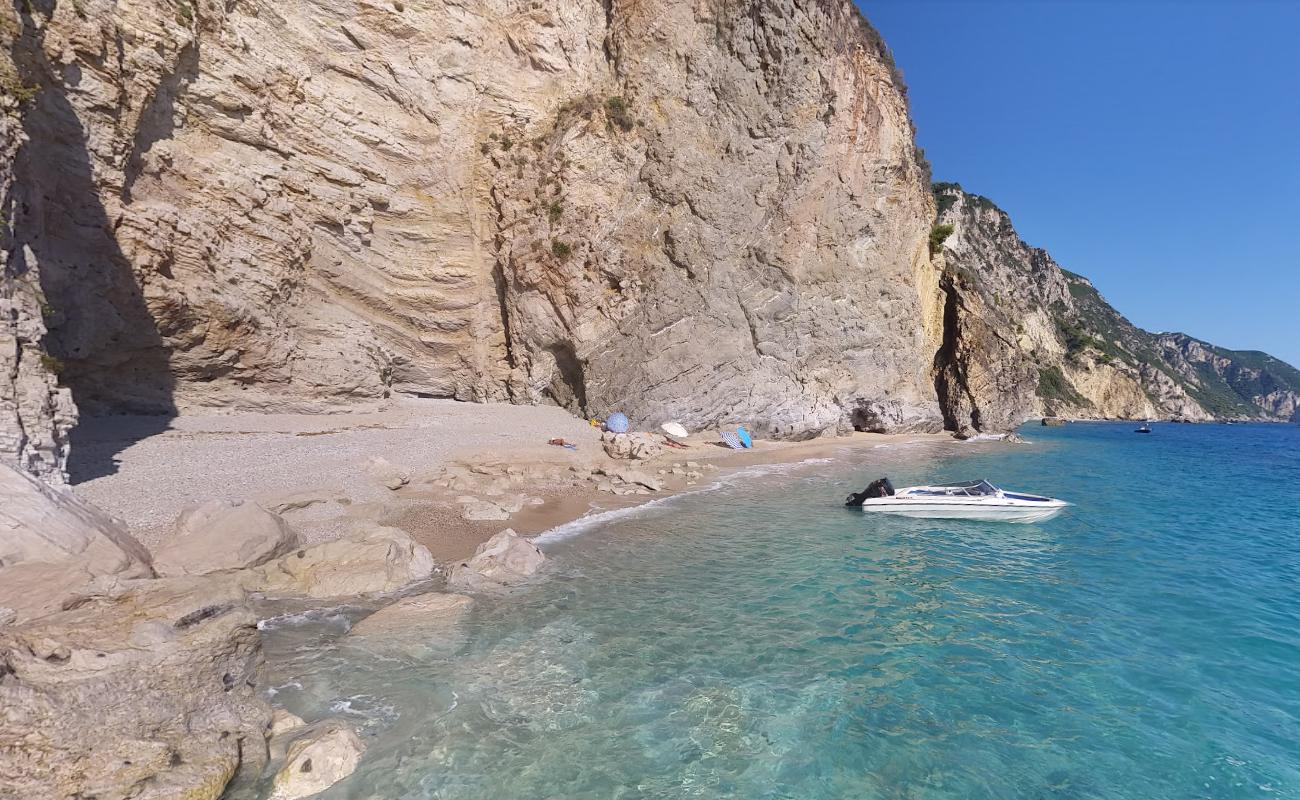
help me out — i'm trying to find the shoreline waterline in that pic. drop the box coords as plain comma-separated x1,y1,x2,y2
249,422,1300,799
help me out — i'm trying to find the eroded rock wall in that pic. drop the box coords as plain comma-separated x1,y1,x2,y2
1,37,76,484
4,0,942,438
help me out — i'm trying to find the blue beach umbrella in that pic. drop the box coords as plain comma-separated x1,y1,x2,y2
606,412,630,433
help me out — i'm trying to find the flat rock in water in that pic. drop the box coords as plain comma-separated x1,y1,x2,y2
346,592,474,656
153,500,299,577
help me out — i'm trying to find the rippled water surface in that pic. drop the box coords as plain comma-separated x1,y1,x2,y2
258,423,1300,799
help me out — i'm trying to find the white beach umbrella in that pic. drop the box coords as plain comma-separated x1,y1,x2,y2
660,422,689,439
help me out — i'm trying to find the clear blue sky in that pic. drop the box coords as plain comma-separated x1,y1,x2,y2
859,0,1300,366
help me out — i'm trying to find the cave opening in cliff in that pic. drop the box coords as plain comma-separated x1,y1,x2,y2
547,342,589,416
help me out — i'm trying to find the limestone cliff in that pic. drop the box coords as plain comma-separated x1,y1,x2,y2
2,46,75,485
2,0,944,443
934,183,1300,432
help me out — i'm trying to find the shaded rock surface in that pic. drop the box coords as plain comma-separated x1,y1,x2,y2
240,524,435,599
0,74,75,486
0,463,153,623
0,576,270,800
153,499,299,577
448,528,545,590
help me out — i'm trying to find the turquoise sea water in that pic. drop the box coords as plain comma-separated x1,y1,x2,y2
259,423,1300,799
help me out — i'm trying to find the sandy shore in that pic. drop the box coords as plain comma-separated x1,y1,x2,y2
72,398,955,562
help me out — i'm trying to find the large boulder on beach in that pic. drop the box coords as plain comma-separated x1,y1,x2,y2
0,576,271,799
448,529,544,591
601,431,662,460
240,524,435,599
347,592,474,656
0,463,153,624
153,500,300,577
269,721,365,800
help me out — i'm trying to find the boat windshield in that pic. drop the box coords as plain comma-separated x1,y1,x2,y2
917,479,1000,497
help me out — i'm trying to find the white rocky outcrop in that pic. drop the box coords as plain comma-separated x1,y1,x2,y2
152,499,299,577
269,721,365,800
0,463,153,623
448,529,545,591
240,524,435,599
0,575,271,799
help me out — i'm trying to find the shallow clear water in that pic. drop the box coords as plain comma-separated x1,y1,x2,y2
259,423,1300,799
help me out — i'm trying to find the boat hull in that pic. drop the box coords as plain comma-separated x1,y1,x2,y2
857,499,1067,523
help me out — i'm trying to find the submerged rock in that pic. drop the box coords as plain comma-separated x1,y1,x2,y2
0,576,270,799
269,721,365,800
0,463,153,624
448,529,545,591
269,709,308,739
240,524,435,599
153,500,299,577
346,592,474,657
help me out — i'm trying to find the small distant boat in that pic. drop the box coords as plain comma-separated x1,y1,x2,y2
845,478,1068,523
1135,422,1152,433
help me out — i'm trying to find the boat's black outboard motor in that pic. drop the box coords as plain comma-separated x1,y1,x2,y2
845,477,895,507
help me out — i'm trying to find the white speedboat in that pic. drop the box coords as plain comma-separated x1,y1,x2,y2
845,478,1068,523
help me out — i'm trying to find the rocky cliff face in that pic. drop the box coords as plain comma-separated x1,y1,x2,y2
1155,333,1300,422
2,48,76,485
3,2,1295,480
1,0,944,443
934,183,1300,431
